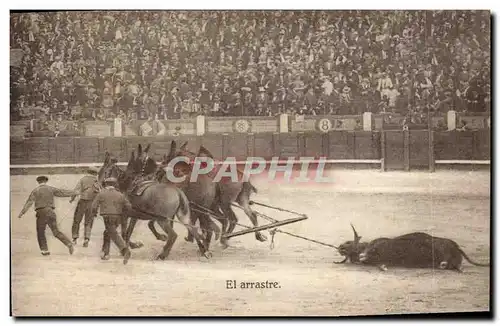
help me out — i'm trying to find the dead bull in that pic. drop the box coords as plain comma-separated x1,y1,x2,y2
357,229,490,272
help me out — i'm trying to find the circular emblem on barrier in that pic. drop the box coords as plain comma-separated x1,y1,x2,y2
233,119,251,133
317,118,332,133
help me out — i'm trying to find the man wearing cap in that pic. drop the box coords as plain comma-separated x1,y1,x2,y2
70,167,101,247
17,176,77,256
91,177,132,265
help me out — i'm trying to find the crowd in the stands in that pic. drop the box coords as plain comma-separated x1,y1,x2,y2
10,10,490,123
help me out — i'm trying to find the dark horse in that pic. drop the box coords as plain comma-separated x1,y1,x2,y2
140,141,221,252
98,144,211,260
157,140,266,247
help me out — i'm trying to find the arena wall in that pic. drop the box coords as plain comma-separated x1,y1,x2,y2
10,129,490,174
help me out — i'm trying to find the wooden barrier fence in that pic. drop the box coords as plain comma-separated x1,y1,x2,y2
10,129,490,173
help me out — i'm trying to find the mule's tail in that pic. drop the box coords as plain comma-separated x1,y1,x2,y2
175,188,191,225
459,248,490,267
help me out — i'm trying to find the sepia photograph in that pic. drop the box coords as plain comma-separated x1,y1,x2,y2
8,8,491,317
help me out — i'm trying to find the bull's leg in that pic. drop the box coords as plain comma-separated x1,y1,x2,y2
155,219,178,260
148,220,168,241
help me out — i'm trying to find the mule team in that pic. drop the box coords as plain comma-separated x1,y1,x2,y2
18,141,489,271
18,141,264,264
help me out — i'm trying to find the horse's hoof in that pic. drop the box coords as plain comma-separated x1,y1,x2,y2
220,241,229,250
156,254,166,261
256,233,267,242
378,265,388,272
129,241,144,249
100,252,110,261
203,251,213,259
439,261,448,269
157,234,168,242
184,236,194,243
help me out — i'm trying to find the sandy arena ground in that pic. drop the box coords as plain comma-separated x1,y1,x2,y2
10,170,490,316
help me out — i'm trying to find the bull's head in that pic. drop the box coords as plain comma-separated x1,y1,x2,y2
335,223,365,264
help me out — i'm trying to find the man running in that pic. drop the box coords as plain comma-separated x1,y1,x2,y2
70,167,101,247
91,177,132,265
18,176,76,256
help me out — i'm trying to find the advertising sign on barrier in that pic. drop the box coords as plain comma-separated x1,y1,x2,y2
206,117,279,134
10,121,28,137
290,115,362,132
83,121,112,137
125,119,196,136
457,115,490,130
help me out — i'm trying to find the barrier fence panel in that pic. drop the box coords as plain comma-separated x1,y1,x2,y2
9,129,490,172
199,134,224,161
303,132,325,159
409,130,430,170
224,133,251,161
354,131,381,160
328,131,353,159
384,131,405,170
253,133,276,160
473,129,491,160
434,131,474,161
276,133,299,159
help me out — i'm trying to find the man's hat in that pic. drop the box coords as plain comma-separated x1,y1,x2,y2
87,167,99,175
36,176,48,183
104,177,117,184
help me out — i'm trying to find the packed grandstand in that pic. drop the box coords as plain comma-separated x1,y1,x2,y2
10,10,490,123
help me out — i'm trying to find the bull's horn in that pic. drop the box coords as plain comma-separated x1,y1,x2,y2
144,144,151,153
350,223,362,244
180,141,188,151
138,144,143,156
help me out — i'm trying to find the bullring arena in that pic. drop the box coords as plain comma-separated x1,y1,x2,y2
10,168,490,316
9,9,492,317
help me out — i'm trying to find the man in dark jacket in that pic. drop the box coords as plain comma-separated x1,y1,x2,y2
18,176,76,256
91,177,132,265
70,167,101,247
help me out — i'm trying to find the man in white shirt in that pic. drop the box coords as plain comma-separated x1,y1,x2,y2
321,76,333,96
386,85,400,110
377,72,393,99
